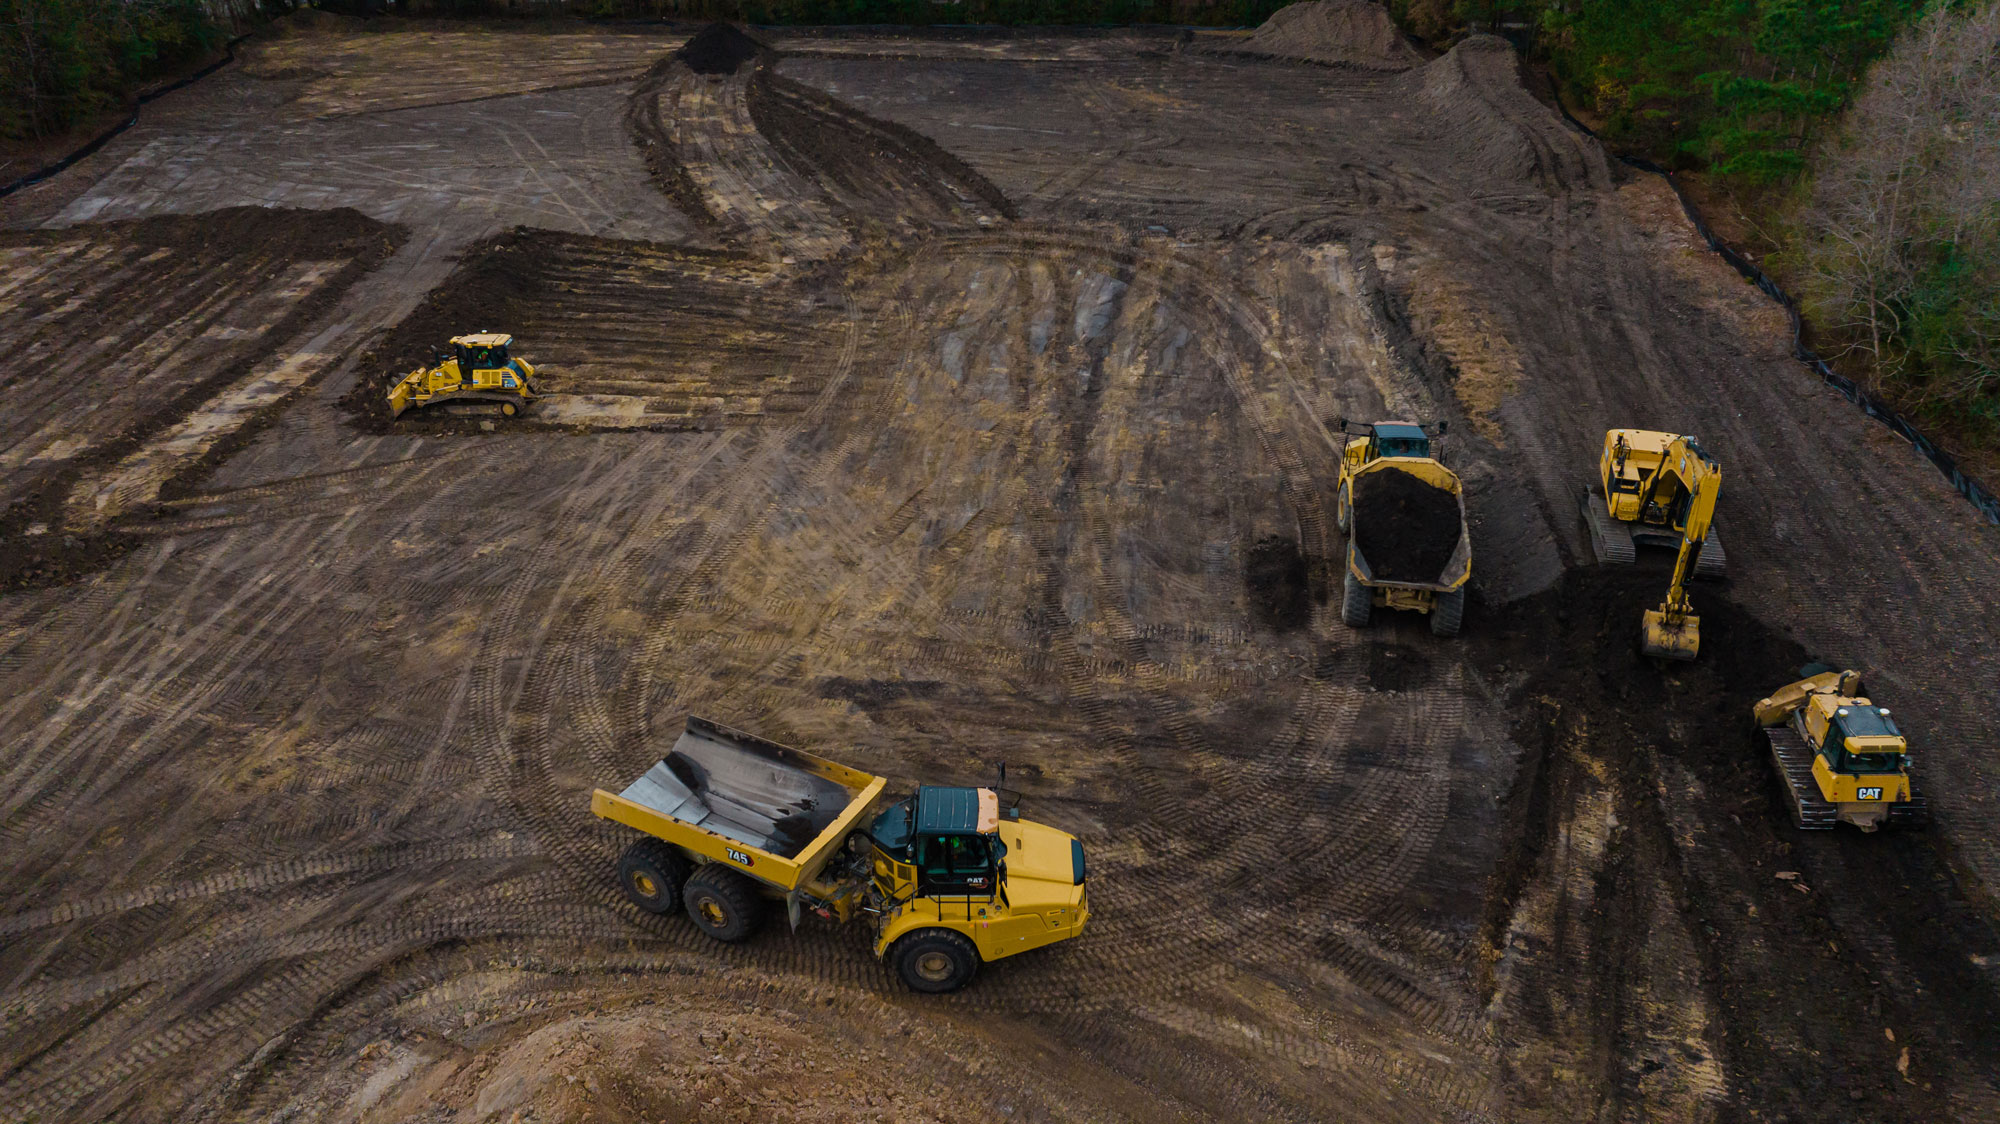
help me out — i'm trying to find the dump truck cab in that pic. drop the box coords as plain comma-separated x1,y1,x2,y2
592,718,1087,993
1752,669,1927,831
386,331,540,419
1341,420,1433,471
864,785,1089,989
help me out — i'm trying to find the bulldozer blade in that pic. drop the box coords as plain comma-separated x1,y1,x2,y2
1641,608,1699,661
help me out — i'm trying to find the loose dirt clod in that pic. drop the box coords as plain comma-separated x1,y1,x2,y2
676,22,766,76
1352,470,1460,581
1245,534,1310,629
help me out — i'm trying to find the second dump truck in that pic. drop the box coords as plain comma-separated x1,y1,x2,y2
1333,419,1472,636
591,716,1090,993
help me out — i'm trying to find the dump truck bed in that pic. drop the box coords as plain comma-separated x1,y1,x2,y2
591,716,887,893
1347,459,1471,591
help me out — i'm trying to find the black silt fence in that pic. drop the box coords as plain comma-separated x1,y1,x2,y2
1,36,249,199
1544,74,2000,526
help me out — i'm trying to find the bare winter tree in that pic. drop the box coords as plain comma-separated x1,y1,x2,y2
1792,0,2000,411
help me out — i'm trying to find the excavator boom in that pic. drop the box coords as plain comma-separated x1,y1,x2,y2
1636,435,1719,660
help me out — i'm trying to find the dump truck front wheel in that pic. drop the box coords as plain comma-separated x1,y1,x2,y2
1341,570,1371,628
892,929,979,994
683,864,762,943
617,839,690,915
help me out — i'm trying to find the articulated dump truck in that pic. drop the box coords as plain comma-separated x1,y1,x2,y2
591,716,1090,992
1333,420,1473,636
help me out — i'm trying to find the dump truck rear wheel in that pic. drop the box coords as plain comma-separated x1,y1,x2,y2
1430,589,1465,637
617,839,689,915
683,864,762,943
892,929,979,994
1341,570,1371,628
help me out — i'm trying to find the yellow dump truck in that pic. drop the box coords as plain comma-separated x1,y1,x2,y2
1333,420,1472,636
591,716,1090,992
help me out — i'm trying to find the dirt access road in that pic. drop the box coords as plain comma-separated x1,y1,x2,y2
0,5,1995,1122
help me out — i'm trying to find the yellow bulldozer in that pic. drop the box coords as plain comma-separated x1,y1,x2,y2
1580,430,1721,659
1753,668,1928,831
593,716,1089,993
386,332,540,419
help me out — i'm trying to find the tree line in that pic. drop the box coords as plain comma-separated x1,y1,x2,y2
1394,0,1998,458
0,0,225,144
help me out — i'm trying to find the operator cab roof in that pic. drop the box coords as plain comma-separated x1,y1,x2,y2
451,332,512,347
1830,700,1901,740
913,785,1000,834
1373,423,1427,443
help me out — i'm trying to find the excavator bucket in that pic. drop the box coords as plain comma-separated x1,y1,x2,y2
1641,607,1699,661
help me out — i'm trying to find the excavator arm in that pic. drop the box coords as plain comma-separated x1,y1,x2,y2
1641,438,1721,660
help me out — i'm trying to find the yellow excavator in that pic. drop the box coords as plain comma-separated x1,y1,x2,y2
1580,430,1721,659
387,333,540,419
1753,668,1928,831
1581,429,1726,578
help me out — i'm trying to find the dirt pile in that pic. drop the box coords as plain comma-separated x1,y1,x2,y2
1352,470,1461,581
1224,0,1423,71
677,21,766,76
1398,35,1596,189
1245,533,1311,629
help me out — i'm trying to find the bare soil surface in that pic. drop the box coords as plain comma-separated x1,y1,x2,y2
1,9,1997,1124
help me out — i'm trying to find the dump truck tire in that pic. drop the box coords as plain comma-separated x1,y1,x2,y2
617,839,690,915
892,929,979,994
683,864,762,943
1335,485,1351,535
1341,570,1371,628
1430,588,1465,637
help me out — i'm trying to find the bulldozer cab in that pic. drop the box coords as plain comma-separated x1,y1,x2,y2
1803,696,1907,774
451,333,512,373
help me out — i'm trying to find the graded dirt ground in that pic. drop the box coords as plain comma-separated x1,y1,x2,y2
0,7,1996,1124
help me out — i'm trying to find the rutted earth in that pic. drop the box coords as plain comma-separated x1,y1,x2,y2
0,5,1996,1123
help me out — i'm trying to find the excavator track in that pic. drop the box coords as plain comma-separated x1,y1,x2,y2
1694,529,1726,580
1579,488,1636,565
1765,728,1838,830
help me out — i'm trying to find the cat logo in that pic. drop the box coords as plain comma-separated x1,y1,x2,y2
726,848,754,866
1857,787,1883,801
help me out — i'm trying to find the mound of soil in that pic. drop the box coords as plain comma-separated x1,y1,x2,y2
1228,0,1424,71
1245,533,1311,629
677,21,766,76
1351,470,1461,581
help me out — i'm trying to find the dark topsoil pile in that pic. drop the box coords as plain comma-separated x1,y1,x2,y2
1244,534,1310,630
1476,568,2000,1120
676,22,766,76
1351,469,1461,581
